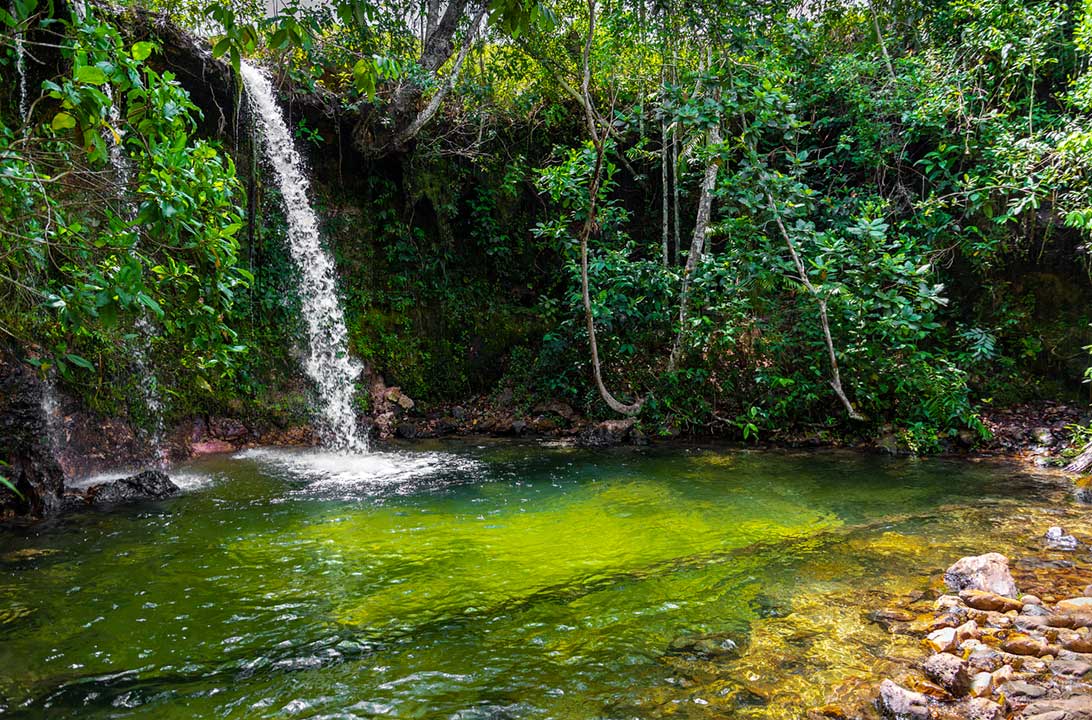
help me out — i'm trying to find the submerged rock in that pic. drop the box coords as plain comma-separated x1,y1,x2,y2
667,632,741,660
1046,526,1081,551
944,553,1018,598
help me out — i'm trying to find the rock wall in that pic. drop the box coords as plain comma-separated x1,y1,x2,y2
0,348,64,518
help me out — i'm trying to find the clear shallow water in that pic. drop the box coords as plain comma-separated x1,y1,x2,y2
0,442,1072,718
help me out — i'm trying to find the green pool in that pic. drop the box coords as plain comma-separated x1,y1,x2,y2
0,442,1073,718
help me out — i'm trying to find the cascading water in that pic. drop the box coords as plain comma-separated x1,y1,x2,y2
39,377,64,469
12,2,27,122
240,61,364,451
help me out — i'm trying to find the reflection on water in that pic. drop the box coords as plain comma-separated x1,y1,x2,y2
0,443,1079,719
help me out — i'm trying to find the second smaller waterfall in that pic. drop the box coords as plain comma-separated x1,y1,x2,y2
11,2,26,121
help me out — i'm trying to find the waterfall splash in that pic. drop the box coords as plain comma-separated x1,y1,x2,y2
12,2,27,122
240,61,364,451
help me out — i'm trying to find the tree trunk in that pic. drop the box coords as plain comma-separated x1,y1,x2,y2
575,0,643,417
1065,443,1092,473
660,68,670,268
766,193,865,420
668,124,721,371
393,4,486,149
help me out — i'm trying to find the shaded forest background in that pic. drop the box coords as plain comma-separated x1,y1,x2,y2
4,0,1092,451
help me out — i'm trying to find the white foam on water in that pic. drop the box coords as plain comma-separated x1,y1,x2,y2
235,448,481,497
66,469,215,492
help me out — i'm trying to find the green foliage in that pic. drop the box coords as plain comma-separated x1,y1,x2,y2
1,3,248,418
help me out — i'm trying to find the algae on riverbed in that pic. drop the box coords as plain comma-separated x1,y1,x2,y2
0,444,1075,719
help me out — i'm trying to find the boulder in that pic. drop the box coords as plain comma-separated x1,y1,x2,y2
0,351,64,518
85,470,178,505
208,416,248,441
945,553,1018,598
878,680,930,720
577,418,636,448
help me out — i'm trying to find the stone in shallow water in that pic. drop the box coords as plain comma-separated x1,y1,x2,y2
1046,526,1081,551
945,553,1018,598
960,589,1023,613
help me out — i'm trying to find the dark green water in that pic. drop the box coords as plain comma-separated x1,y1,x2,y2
0,443,1064,718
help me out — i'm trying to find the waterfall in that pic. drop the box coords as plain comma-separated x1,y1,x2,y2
240,61,364,451
40,377,64,471
12,2,27,122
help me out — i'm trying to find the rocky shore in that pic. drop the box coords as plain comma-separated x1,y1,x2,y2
859,545,1092,720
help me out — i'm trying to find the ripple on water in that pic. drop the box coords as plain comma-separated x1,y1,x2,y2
234,447,483,499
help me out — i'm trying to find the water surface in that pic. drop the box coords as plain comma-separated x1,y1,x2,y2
0,442,1075,718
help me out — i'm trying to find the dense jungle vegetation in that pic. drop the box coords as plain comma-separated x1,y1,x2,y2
4,0,1092,449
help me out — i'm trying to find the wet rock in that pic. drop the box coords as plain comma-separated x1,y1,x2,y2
577,418,636,448
1024,605,1052,618
192,439,235,454
928,627,959,653
84,470,178,505
965,697,1004,720
1050,659,1092,679
531,401,576,421
928,621,979,652
0,351,64,517
969,671,994,697
967,645,1006,674
209,416,248,441
961,589,1024,613
1046,527,1080,551
998,680,1047,701
869,608,917,630
945,553,1018,598
1022,695,1092,720
666,632,740,659
1001,634,1052,657
878,680,930,720
1057,598,1092,614
923,653,970,695
1075,477,1092,505
395,422,419,439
